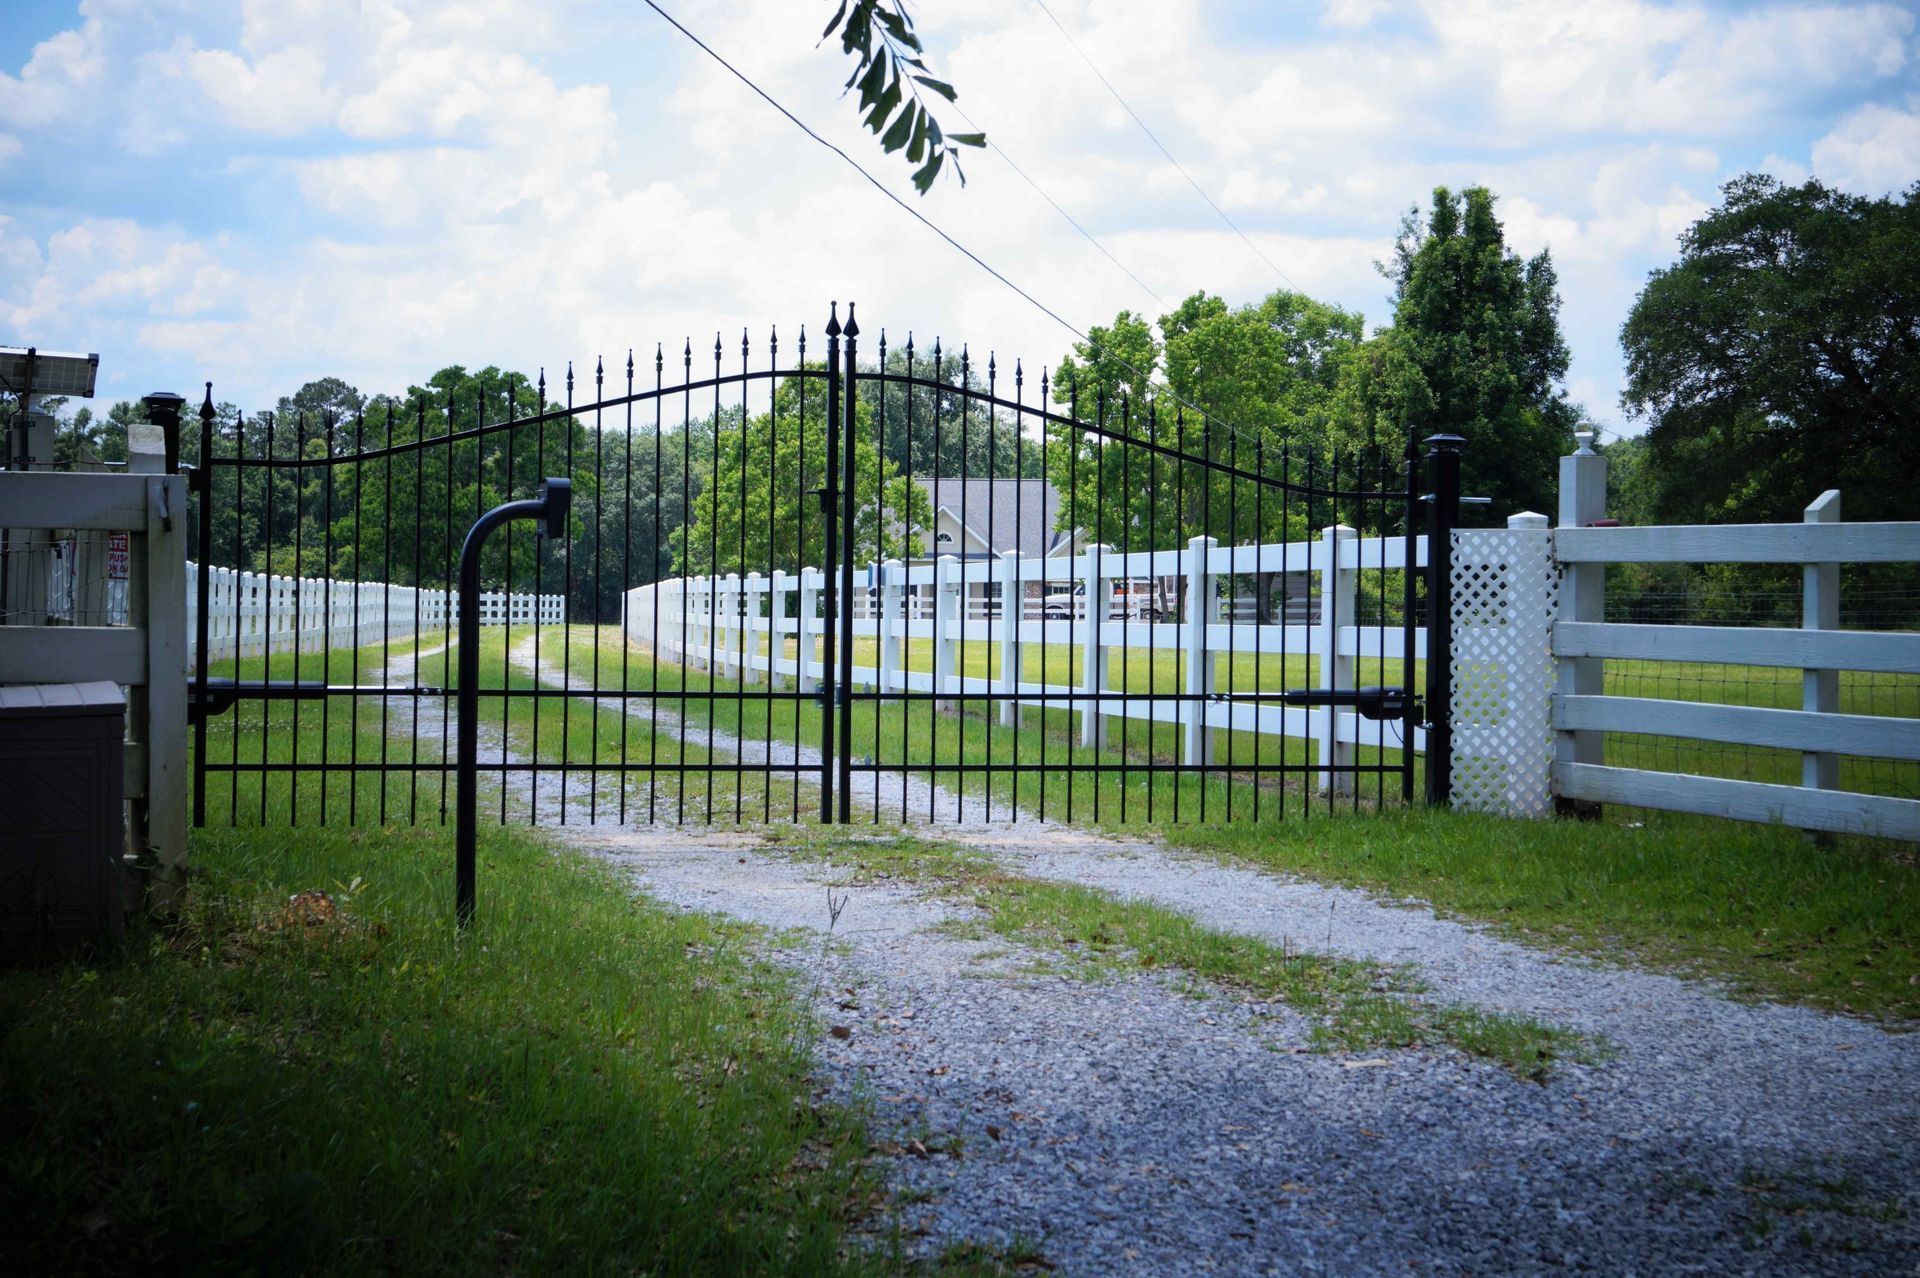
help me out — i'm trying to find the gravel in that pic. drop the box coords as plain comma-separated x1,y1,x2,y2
388,636,1920,1275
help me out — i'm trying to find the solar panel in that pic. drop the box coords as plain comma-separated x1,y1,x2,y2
0,348,100,398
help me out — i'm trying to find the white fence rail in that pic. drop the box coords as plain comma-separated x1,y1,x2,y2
622,531,1429,784
187,563,563,660
1539,442,1919,841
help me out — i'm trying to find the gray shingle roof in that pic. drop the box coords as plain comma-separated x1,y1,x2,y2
915,478,1070,559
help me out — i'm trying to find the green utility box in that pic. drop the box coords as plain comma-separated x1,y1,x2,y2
0,681,127,957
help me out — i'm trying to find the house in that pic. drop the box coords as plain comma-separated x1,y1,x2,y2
906,477,1082,613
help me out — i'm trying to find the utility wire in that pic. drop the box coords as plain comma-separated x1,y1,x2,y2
1031,0,1298,294
945,98,1169,310
639,0,1269,450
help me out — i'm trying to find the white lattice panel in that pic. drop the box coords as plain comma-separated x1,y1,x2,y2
1450,527,1557,817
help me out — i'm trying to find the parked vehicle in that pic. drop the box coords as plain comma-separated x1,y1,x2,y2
1040,579,1169,621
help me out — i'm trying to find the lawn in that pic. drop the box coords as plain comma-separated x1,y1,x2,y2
0,820,920,1276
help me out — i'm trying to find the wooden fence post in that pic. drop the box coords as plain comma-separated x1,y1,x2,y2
1183,534,1217,766
1554,430,1608,818
1317,524,1356,793
1000,550,1024,728
1802,489,1842,840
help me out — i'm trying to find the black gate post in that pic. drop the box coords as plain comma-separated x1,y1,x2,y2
819,306,842,823
1423,434,1463,806
456,477,570,927
836,304,860,823
191,385,216,827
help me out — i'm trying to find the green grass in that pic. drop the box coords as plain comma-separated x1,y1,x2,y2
8,643,1039,1276
0,819,907,1276
1167,807,1920,1022
771,831,1607,1081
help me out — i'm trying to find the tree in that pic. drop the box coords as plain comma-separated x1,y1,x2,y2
1621,174,1920,525
677,368,931,576
1357,186,1576,517
821,0,984,192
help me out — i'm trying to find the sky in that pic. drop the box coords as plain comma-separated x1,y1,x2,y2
1,0,1916,436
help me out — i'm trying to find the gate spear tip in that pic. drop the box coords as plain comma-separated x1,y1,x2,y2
200,381,215,421
844,302,858,338
825,301,840,337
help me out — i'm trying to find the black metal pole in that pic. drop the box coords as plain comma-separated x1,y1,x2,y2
837,304,859,823
819,305,841,824
456,477,570,926
1423,433,1463,807
192,385,216,827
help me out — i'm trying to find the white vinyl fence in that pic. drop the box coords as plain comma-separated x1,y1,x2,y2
1446,434,1920,841
623,530,1429,788
1544,447,1920,840
187,563,563,660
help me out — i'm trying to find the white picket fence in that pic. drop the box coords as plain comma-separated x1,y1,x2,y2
187,563,563,660
622,530,1429,787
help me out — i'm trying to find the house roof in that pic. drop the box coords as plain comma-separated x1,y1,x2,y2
915,478,1071,559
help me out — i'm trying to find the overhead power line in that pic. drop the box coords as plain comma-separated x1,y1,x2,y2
638,0,1270,451
946,97,1168,311
1030,0,1299,295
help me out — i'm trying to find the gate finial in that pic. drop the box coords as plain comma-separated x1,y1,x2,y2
844,301,859,338
825,301,841,337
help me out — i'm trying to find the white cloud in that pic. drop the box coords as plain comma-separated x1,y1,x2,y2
186,45,339,135
1812,101,1920,196
1322,0,1392,29
0,134,21,167
0,18,106,128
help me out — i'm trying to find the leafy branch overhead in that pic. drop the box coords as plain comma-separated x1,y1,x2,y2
822,0,985,193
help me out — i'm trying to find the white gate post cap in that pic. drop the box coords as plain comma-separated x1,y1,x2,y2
1508,512,1550,530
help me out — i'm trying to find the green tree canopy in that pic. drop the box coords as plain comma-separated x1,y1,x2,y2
1352,185,1575,517
1620,173,1920,525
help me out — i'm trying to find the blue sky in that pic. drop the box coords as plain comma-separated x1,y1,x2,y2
2,0,1916,436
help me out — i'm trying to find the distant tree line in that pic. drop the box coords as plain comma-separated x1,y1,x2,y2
43,174,1914,626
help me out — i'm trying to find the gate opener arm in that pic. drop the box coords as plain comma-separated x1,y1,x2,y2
189,677,449,725
1215,686,1420,723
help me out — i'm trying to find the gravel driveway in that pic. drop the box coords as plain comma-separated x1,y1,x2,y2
392,635,1920,1275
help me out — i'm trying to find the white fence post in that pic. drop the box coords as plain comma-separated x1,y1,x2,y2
1317,524,1356,793
797,567,820,693
934,554,959,713
1183,535,1217,766
769,569,789,688
879,558,904,695
1081,543,1114,748
1802,490,1842,836
719,573,738,676
742,571,762,686
1000,550,1024,727
1554,430,1608,816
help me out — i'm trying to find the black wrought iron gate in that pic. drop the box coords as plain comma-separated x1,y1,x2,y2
191,302,1445,828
